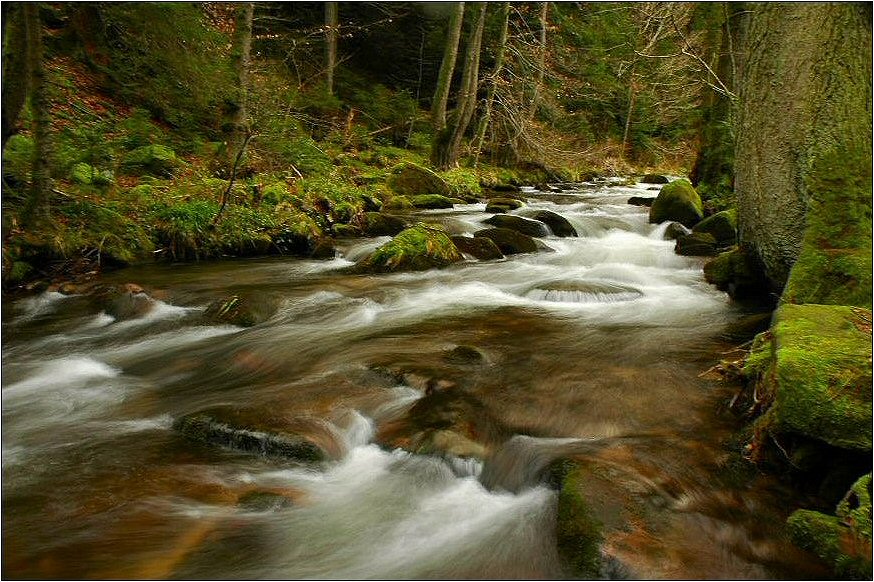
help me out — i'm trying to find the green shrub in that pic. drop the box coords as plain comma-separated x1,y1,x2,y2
2,134,34,183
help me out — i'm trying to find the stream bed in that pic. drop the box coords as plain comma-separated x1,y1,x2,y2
2,180,828,579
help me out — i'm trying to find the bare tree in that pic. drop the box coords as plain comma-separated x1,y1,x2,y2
473,2,510,166
430,2,465,133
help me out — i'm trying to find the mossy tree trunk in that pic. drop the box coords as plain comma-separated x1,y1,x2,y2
734,3,872,294
227,2,253,168
324,2,338,96
2,3,27,151
22,2,51,227
434,2,486,170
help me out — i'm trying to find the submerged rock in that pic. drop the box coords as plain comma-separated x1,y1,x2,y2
525,281,642,304
450,235,504,261
355,223,462,273
649,179,704,228
474,228,539,255
204,294,264,327
483,214,550,237
527,210,577,237
443,345,487,365
174,406,328,463
551,460,605,578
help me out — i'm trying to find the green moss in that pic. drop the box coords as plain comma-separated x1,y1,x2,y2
382,196,413,210
788,473,873,580
757,304,872,450
356,223,462,273
409,194,454,209
555,462,604,578
120,144,178,177
440,167,482,200
784,149,872,309
693,208,737,246
70,162,113,186
386,162,451,197
649,179,704,227
703,246,768,299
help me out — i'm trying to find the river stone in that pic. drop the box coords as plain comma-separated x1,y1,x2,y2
386,162,451,197
551,459,605,578
409,194,455,209
474,228,539,255
358,212,407,237
640,174,669,184
483,214,550,237
444,345,486,365
649,179,704,227
674,232,718,256
663,222,691,241
310,239,336,259
485,197,525,214
703,247,769,300
450,235,504,261
332,223,362,238
692,209,737,246
381,195,413,210
527,210,577,237
627,196,654,207
525,281,642,304
204,294,260,326
355,223,463,273
174,406,327,463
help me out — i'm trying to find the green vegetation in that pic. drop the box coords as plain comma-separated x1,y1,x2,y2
554,461,604,578
355,223,462,273
648,179,703,227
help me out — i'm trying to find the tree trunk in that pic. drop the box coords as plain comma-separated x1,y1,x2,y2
434,2,486,170
527,2,548,120
620,75,636,160
22,3,51,227
734,3,872,296
473,1,510,166
2,3,27,150
227,2,254,169
430,2,465,135
325,1,338,96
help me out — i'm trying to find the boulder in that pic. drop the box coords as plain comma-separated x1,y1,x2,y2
332,224,362,238
703,247,769,300
745,304,872,451
640,174,670,184
483,214,550,237
484,197,525,212
381,196,414,211
627,196,654,207
410,194,455,209
173,406,327,463
692,209,737,246
358,212,407,237
120,144,178,177
674,232,718,256
309,239,336,259
450,235,504,261
386,162,451,197
787,473,872,579
474,228,539,255
528,210,577,237
663,222,691,241
355,223,463,273
71,162,113,186
649,179,704,227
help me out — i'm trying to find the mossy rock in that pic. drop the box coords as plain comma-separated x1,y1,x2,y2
332,223,362,238
70,162,113,186
450,235,503,261
664,222,691,241
120,144,178,177
474,228,538,255
649,179,704,227
692,208,737,246
528,210,577,237
386,162,451,197
553,460,604,578
703,247,769,300
173,406,327,463
674,232,718,256
750,304,872,450
359,212,407,237
409,194,455,209
310,239,337,259
355,223,463,273
787,473,872,579
485,197,525,213
640,174,669,184
382,196,414,211
483,214,550,237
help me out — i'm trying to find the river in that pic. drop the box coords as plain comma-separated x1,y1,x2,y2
1,179,827,579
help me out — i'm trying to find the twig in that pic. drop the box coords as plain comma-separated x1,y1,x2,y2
212,131,254,227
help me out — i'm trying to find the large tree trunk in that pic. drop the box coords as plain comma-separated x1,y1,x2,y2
325,2,338,96
472,2,510,166
227,2,254,168
2,3,28,151
734,3,872,298
430,2,465,133
22,3,51,227
433,2,486,170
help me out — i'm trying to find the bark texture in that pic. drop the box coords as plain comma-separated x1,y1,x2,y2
325,2,338,96
2,3,27,150
430,2,465,132
734,3,872,291
22,2,52,226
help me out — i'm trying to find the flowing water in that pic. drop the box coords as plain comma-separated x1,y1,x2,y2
2,180,827,579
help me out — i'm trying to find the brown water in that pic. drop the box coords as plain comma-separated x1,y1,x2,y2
2,181,827,579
